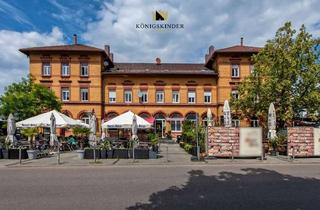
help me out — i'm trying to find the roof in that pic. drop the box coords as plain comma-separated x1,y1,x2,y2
103,63,217,76
205,45,262,68
19,44,106,56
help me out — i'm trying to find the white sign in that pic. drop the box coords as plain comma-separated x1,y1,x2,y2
314,128,320,156
239,128,262,157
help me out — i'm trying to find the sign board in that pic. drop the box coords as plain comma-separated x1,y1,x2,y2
239,128,262,157
314,128,320,156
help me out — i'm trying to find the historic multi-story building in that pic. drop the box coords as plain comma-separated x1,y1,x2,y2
20,35,260,138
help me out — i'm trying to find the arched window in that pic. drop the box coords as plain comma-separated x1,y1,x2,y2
80,113,90,125
139,112,151,119
62,110,72,118
170,112,183,132
185,112,197,123
105,112,118,121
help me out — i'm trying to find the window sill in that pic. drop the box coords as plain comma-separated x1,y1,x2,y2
61,75,70,78
42,75,51,78
80,75,89,78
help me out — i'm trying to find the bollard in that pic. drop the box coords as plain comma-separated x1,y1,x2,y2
19,146,22,165
292,146,295,161
166,146,169,162
231,144,234,161
93,147,96,163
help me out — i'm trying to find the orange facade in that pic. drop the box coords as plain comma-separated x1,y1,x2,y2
20,38,260,138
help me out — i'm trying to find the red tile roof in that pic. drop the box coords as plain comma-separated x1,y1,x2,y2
104,63,217,75
205,45,262,68
19,44,106,56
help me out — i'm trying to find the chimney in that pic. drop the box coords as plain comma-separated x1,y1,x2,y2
110,53,113,62
209,45,215,55
73,34,78,45
155,57,161,65
104,45,110,56
240,37,243,46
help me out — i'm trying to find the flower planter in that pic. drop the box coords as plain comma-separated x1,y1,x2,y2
2,149,8,159
133,149,149,159
8,149,28,159
76,150,85,159
113,149,128,159
27,150,38,160
107,150,113,159
100,150,107,159
149,150,157,159
191,146,198,156
84,149,101,159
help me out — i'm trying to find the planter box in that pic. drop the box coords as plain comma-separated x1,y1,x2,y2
113,149,128,159
107,150,113,159
133,149,149,159
2,149,8,159
149,150,157,159
8,149,28,159
27,150,38,159
76,150,85,159
84,149,101,159
191,146,198,156
100,150,107,159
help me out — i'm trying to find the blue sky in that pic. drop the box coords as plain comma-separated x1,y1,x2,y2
0,0,319,93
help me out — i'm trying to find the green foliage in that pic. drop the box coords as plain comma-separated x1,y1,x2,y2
182,120,196,143
0,75,61,121
232,22,320,129
99,140,112,150
21,127,39,149
147,133,159,145
72,126,91,137
183,143,192,153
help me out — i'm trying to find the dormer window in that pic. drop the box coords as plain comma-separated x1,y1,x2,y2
61,63,70,76
231,64,240,78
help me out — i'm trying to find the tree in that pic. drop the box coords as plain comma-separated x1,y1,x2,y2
0,75,61,121
232,22,320,129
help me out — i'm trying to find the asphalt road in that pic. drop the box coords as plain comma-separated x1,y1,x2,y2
0,164,320,210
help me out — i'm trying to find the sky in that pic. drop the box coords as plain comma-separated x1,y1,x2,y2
0,0,319,94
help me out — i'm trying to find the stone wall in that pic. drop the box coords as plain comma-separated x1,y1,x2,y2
287,127,314,157
208,127,240,157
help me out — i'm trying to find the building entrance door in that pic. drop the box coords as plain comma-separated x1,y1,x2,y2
155,119,165,138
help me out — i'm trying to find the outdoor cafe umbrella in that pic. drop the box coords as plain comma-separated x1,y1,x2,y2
102,111,151,129
16,110,88,128
89,113,97,145
49,113,58,146
223,100,231,127
207,108,213,126
131,115,138,140
268,102,277,139
101,119,106,140
6,113,16,144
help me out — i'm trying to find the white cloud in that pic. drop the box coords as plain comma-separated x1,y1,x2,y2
0,27,64,93
82,0,320,63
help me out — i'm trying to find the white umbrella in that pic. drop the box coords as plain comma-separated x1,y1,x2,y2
6,113,16,144
101,119,106,140
223,100,231,127
131,115,138,140
89,113,97,145
268,103,277,139
207,108,213,126
49,113,57,146
102,111,151,129
16,110,88,128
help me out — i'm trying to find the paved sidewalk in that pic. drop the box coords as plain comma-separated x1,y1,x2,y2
2,147,320,168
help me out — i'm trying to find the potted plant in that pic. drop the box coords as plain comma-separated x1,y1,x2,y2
113,145,129,159
1,139,11,159
84,147,101,159
21,127,39,159
73,126,91,159
99,140,112,159
269,138,278,156
148,133,159,159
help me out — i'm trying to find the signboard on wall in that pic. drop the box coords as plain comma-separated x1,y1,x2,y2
314,128,320,156
239,128,262,157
